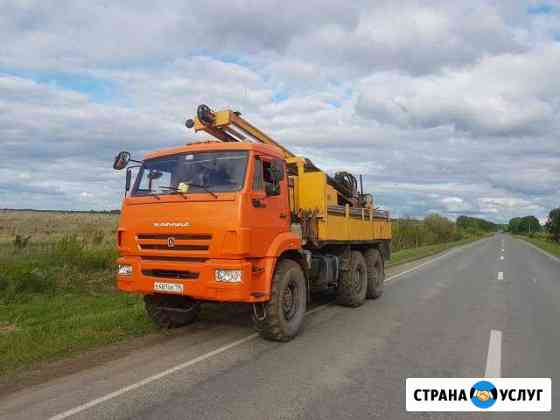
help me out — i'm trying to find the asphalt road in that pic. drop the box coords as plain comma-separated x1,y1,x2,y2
1,234,558,420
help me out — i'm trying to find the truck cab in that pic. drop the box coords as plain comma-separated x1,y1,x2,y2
117,141,300,305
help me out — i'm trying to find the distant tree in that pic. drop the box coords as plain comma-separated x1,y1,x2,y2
545,208,560,242
508,216,541,235
456,216,498,233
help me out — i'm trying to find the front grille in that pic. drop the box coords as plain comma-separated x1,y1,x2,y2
136,232,212,255
142,269,199,279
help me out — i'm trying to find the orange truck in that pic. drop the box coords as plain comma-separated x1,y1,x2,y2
113,105,391,341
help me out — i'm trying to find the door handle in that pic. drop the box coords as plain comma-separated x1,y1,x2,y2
279,212,288,219
252,198,266,208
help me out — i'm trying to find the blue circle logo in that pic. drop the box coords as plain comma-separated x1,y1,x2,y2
470,381,498,409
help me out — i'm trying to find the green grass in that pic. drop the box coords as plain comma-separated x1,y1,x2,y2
517,236,560,258
387,236,483,267
0,293,155,376
0,227,143,377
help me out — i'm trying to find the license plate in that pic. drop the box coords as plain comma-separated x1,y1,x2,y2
153,282,184,294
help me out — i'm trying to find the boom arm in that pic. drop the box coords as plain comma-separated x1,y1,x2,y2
184,104,375,209
185,104,294,159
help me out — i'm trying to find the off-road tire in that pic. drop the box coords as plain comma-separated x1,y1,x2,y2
365,248,385,299
253,259,307,342
144,294,201,328
336,250,368,307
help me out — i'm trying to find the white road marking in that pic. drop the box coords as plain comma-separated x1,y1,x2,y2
49,240,481,420
532,278,537,284
485,329,502,377
501,248,504,252
500,256,504,260
497,271,504,280
48,334,259,420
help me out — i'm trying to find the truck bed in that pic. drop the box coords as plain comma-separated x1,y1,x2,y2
288,157,391,245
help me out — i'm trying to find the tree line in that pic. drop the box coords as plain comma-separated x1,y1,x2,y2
392,214,496,252
456,216,498,234
506,207,560,243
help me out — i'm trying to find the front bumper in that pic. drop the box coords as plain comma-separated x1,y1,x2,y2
116,256,270,303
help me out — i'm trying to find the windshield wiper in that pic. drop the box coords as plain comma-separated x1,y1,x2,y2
160,184,218,199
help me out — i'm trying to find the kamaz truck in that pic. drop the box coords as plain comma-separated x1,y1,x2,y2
113,105,391,341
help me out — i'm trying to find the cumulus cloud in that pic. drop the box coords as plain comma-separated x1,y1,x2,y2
356,43,560,136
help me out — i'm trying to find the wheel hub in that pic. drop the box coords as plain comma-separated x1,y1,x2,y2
282,279,299,320
353,266,364,293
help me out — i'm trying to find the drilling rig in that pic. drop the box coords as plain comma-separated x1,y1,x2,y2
113,105,391,341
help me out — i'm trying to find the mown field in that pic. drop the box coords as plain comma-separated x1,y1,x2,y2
0,210,488,377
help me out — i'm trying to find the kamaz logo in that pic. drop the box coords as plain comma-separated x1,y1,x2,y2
153,222,191,228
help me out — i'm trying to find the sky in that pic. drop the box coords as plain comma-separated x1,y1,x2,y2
0,0,559,223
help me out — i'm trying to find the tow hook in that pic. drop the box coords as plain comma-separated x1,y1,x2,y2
252,302,267,321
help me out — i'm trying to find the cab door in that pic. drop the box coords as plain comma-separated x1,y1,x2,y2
247,155,290,257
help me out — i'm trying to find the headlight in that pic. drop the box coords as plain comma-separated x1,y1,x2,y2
215,269,242,283
118,264,133,276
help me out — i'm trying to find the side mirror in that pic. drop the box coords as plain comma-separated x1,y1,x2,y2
113,151,131,170
125,168,132,192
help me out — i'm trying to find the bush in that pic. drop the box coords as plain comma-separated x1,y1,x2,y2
0,263,56,301
0,234,117,302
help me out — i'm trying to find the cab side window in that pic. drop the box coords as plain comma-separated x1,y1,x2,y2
263,159,283,196
253,157,283,196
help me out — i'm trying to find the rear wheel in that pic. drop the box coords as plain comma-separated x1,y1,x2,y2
253,259,307,342
336,250,367,307
365,248,385,299
144,294,201,328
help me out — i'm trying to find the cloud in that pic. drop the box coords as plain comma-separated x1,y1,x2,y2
0,1,558,223
355,43,560,136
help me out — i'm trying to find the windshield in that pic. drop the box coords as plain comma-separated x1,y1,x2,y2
132,151,248,196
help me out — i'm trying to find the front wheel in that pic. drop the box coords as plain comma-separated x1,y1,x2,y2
253,259,307,342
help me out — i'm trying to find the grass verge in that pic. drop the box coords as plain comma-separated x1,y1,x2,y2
0,293,155,377
517,236,560,258
387,236,484,267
